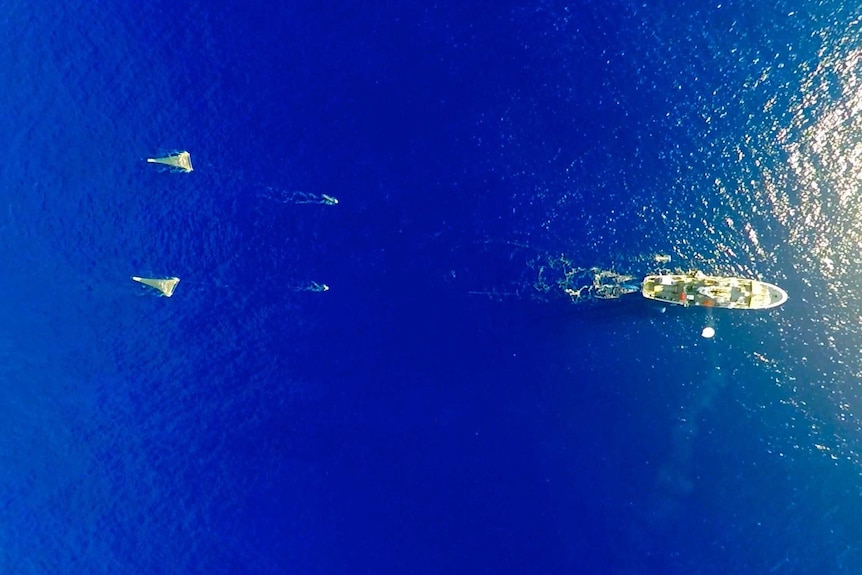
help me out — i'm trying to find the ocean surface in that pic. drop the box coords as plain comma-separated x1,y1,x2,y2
3,0,862,573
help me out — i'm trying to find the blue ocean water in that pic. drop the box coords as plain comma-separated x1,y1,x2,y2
5,0,862,573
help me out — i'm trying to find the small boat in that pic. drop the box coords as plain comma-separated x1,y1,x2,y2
146,151,193,173
641,271,787,309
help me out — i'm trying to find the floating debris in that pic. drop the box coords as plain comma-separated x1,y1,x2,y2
701,326,716,339
132,276,180,297
146,151,193,173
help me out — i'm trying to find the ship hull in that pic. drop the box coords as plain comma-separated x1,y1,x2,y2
641,272,788,309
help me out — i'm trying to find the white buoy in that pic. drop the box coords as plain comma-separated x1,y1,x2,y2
701,326,715,339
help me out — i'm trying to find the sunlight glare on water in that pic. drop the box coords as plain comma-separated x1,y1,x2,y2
720,15,862,465
500,3,862,470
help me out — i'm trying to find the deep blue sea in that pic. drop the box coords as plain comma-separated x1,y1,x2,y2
5,0,862,573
